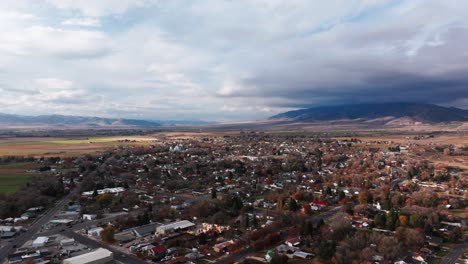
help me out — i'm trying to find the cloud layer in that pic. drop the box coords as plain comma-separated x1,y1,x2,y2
0,0,467,121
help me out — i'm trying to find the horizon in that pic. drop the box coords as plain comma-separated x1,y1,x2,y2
1,102,466,123
1,1,468,121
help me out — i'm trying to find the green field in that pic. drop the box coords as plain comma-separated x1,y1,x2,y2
0,163,39,194
0,174,33,193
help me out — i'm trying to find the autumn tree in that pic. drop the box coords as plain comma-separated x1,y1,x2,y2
100,225,115,243
95,193,113,208
398,215,408,227
303,203,312,215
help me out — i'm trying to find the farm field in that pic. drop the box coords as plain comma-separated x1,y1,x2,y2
0,162,39,194
0,136,159,157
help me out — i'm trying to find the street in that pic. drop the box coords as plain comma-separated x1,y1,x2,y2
440,237,468,264
0,190,76,260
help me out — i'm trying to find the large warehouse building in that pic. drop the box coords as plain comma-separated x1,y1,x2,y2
156,220,195,235
63,248,113,264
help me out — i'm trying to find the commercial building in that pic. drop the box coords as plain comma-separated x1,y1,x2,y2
63,248,113,264
32,236,49,248
155,220,195,235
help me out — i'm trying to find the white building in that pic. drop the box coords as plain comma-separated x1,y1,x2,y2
60,238,75,247
32,236,49,248
82,214,97,221
88,227,104,237
156,220,195,235
63,248,113,264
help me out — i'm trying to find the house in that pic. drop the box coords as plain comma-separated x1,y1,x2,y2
88,227,104,237
276,244,298,254
311,201,327,210
148,245,167,256
292,251,314,259
132,222,159,237
312,201,327,207
213,240,235,253
285,237,301,247
82,214,97,221
394,256,427,264
156,220,195,235
115,231,136,244
185,250,204,260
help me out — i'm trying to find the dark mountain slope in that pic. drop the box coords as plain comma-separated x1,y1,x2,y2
270,103,468,123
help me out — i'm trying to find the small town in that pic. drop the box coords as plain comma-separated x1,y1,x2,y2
0,132,466,264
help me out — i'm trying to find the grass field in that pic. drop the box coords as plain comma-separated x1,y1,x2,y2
0,163,39,193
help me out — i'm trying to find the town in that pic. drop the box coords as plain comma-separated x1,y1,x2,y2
0,131,466,264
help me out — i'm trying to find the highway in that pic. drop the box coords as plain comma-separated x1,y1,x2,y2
0,190,76,261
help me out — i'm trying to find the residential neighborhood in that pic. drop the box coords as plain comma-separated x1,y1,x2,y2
0,132,466,264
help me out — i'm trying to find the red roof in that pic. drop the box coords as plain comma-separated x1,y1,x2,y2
150,245,167,254
312,201,327,206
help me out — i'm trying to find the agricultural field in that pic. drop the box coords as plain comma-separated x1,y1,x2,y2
0,136,160,157
0,162,39,194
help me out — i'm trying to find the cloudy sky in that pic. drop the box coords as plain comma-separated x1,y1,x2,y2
0,0,467,121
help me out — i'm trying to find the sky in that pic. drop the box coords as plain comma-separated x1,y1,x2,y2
0,0,467,121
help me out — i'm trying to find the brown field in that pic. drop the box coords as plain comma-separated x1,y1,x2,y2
0,136,161,157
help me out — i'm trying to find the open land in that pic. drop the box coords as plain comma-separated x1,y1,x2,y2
0,126,466,264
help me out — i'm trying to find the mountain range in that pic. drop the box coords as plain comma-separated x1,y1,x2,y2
1,103,466,129
270,103,468,123
0,113,161,128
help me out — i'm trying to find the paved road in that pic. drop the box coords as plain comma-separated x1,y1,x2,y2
63,230,146,264
440,237,468,264
39,212,128,237
0,190,76,260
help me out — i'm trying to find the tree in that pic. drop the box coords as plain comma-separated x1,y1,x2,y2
198,232,207,245
96,193,113,208
398,215,408,227
318,240,336,259
374,213,386,229
358,191,368,205
303,203,312,215
271,253,289,264
409,213,425,228
448,227,463,243
100,225,115,243
288,198,299,212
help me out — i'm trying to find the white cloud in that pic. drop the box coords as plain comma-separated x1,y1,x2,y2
35,78,74,90
45,0,149,17
0,0,467,120
61,17,100,27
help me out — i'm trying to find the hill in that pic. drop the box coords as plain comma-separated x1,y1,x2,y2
0,113,161,128
270,103,468,123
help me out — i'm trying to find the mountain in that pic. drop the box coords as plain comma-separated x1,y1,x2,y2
270,103,468,123
0,113,161,128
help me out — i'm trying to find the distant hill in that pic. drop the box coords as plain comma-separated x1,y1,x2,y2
270,103,468,123
0,113,161,128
